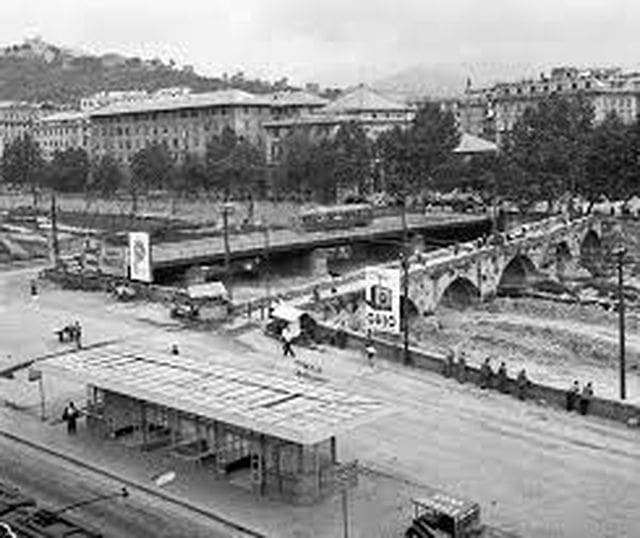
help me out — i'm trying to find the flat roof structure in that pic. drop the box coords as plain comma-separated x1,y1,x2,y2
40,343,390,445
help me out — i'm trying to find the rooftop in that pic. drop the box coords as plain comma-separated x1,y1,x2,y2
39,110,88,123
270,90,328,107
453,133,499,154
263,113,412,128
322,85,413,114
40,342,391,445
89,89,274,117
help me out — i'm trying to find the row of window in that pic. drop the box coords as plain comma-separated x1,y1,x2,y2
502,80,594,96
94,105,269,124
95,119,242,137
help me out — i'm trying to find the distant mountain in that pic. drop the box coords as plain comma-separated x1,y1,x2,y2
0,37,294,105
374,62,541,100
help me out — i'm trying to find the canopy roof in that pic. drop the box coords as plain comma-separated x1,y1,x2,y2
453,133,498,154
40,342,390,445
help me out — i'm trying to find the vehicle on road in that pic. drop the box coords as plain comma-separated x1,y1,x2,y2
299,204,374,231
405,494,516,538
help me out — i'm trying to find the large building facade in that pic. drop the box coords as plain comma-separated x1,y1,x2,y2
447,67,640,144
0,101,49,156
33,110,90,160
263,86,416,164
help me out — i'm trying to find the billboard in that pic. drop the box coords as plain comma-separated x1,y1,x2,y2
129,232,152,282
364,267,401,334
99,242,127,277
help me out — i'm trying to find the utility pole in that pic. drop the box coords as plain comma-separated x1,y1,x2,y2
222,202,233,302
263,225,271,310
616,247,626,400
50,192,60,268
401,195,410,365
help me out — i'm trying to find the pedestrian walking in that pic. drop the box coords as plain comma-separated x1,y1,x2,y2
579,382,594,415
566,380,580,411
282,327,295,357
365,341,376,367
74,320,82,349
445,350,455,377
171,343,180,356
62,401,80,435
496,361,508,393
480,357,493,389
515,369,529,400
30,280,38,297
312,286,321,303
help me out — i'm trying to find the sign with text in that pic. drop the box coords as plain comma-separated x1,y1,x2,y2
129,232,152,282
364,267,401,334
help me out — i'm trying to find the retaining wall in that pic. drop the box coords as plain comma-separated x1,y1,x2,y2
316,323,640,427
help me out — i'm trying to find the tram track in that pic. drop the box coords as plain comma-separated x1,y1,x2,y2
0,428,267,538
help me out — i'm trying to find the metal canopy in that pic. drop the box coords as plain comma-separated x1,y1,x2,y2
40,343,390,445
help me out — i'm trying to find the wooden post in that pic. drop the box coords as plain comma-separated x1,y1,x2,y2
38,376,46,421
330,436,337,463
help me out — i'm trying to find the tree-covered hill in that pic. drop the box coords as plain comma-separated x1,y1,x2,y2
0,38,292,104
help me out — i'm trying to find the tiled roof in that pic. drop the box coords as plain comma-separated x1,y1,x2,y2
322,85,412,113
89,89,273,117
270,90,328,107
453,133,499,154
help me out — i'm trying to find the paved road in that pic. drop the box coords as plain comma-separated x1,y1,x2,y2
0,436,234,538
3,264,640,537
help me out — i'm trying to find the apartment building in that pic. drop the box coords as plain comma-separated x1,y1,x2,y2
33,110,90,160
0,101,47,156
88,89,275,165
452,67,640,144
263,85,416,164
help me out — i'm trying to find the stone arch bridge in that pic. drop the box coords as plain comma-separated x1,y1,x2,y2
406,215,603,315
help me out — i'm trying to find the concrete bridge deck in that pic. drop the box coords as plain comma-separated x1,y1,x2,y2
151,212,488,269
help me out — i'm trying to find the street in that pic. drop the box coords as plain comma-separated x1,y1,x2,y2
0,435,237,538
1,263,640,537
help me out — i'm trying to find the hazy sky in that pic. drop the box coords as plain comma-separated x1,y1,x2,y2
5,0,640,86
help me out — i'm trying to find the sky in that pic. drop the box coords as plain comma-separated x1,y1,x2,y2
4,0,640,87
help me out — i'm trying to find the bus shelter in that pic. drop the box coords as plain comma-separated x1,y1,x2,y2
40,343,390,504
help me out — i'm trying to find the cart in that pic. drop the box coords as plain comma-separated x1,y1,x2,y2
405,493,483,538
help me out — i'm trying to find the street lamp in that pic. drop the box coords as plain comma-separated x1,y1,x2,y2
400,197,411,365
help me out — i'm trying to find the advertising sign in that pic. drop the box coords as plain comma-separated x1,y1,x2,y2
100,242,127,277
128,232,152,282
364,267,401,334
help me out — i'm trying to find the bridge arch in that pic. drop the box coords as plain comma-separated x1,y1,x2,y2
580,230,602,274
498,254,537,293
554,241,573,277
438,277,480,310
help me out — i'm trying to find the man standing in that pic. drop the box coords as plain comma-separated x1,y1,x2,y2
516,369,529,400
566,380,580,411
496,362,508,393
62,401,80,435
365,341,376,367
579,382,594,415
480,358,493,389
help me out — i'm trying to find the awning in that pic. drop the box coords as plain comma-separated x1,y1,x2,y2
270,303,307,323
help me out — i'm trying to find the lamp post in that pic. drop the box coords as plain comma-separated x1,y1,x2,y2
614,245,627,400
401,195,410,365
222,201,235,302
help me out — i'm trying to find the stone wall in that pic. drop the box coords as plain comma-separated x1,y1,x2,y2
317,323,640,426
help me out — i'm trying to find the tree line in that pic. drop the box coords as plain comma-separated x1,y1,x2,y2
2,96,639,212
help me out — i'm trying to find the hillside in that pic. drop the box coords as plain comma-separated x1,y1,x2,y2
0,37,293,104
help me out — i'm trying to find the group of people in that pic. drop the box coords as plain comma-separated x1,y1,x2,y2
566,380,595,415
478,357,531,399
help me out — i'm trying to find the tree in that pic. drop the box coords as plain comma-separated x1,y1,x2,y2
204,128,265,200
331,122,371,197
503,94,594,213
89,154,124,198
179,152,207,195
45,147,90,192
1,133,45,205
582,113,633,211
376,103,460,199
130,142,175,192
